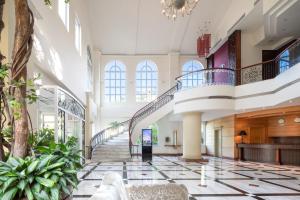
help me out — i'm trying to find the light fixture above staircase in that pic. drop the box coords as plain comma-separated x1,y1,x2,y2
161,0,199,20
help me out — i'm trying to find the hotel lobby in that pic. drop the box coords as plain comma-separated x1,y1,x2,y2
1,0,300,199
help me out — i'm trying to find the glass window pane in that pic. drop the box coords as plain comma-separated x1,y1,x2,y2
104,60,126,103
135,60,158,102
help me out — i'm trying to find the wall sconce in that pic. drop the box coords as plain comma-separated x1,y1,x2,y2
239,130,247,144
294,117,300,123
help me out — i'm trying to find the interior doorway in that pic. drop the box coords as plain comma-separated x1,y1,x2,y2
214,128,222,157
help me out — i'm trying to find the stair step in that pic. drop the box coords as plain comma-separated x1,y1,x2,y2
91,131,131,162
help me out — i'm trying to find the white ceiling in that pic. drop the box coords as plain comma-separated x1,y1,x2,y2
87,0,232,55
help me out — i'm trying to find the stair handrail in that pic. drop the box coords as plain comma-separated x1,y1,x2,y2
90,119,130,152
128,81,182,156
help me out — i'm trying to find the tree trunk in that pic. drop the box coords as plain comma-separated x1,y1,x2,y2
11,0,33,158
0,0,5,161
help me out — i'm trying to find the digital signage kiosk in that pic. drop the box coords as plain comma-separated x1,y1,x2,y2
142,129,152,161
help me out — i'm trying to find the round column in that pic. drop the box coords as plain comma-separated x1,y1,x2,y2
182,112,202,160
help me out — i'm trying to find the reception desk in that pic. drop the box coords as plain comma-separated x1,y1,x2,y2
237,144,300,166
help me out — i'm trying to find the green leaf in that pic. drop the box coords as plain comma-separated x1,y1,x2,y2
20,169,26,178
46,162,65,170
2,177,18,192
35,177,55,188
28,176,34,184
37,155,53,170
0,176,9,182
59,177,67,187
50,187,59,200
17,179,27,191
44,172,51,179
1,188,18,200
25,186,34,200
27,160,39,174
32,183,41,193
50,174,59,183
61,185,70,195
52,170,63,176
65,177,77,188
6,157,19,168
63,169,77,174
33,190,50,200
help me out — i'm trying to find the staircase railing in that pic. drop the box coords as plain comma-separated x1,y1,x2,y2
91,39,300,159
128,81,182,156
90,120,130,155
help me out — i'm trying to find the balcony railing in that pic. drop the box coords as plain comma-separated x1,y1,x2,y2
239,39,300,84
175,67,236,89
176,38,300,87
91,39,300,159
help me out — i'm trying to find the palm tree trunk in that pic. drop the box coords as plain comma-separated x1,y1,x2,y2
0,0,5,161
11,0,33,158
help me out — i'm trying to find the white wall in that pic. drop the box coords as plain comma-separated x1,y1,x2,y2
3,0,99,141
27,0,94,104
98,54,206,130
241,30,263,67
205,116,235,158
154,113,183,154
212,0,256,46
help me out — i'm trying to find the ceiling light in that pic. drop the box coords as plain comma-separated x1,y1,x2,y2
161,0,199,20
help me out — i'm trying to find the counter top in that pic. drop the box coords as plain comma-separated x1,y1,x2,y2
238,143,300,149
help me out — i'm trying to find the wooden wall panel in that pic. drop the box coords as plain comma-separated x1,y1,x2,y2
268,115,300,137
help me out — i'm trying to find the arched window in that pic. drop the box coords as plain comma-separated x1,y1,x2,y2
181,60,204,89
104,60,126,102
136,60,158,102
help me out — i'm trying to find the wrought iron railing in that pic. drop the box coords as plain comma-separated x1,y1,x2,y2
91,39,300,159
175,39,300,86
128,81,182,156
90,120,130,154
175,67,236,88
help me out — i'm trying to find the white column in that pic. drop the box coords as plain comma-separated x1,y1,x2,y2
93,50,102,132
182,112,202,160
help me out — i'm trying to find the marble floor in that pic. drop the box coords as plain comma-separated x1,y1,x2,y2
74,156,300,200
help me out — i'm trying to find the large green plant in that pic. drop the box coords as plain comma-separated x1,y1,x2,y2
35,136,82,170
109,121,120,130
0,155,78,200
28,128,55,149
0,136,82,200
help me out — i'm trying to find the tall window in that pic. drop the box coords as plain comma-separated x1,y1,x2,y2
136,60,158,102
58,0,69,31
279,50,290,73
104,61,126,103
182,60,203,89
75,17,82,55
87,46,93,91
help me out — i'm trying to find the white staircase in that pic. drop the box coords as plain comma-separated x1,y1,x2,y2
91,131,131,162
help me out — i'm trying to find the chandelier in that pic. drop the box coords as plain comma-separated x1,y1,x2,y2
161,0,199,20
